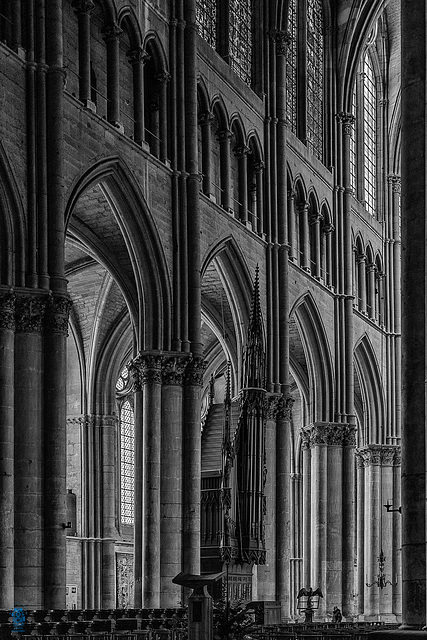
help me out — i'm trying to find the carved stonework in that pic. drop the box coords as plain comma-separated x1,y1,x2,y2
0,292,15,330
267,394,283,419
301,422,356,448
198,110,214,126
45,295,72,334
156,71,171,85
394,447,401,466
278,396,294,420
128,352,163,388
234,145,251,158
184,357,207,386
355,444,401,467
72,0,95,15
161,356,188,385
15,294,47,332
102,23,123,42
270,29,292,56
336,112,356,135
116,553,134,608
388,174,401,193
127,47,150,66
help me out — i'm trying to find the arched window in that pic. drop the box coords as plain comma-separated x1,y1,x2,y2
116,366,134,526
285,0,324,161
306,0,324,158
363,52,377,215
196,0,254,87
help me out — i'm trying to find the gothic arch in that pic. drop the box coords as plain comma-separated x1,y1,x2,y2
143,31,169,73
64,157,172,351
117,7,142,48
354,334,385,445
0,142,25,286
290,292,334,423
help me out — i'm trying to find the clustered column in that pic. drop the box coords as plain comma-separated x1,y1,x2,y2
300,422,356,619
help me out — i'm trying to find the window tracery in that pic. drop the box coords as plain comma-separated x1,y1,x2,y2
306,0,324,158
363,52,377,215
116,366,135,526
196,0,217,48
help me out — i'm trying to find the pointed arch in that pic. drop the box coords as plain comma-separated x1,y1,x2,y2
290,292,334,423
64,157,172,351
0,142,26,286
118,7,142,49
354,335,385,445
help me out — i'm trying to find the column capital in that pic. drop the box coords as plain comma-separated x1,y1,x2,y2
102,23,123,42
309,211,323,225
288,188,297,200
127,46,150,66
198,110,215,126
45,294,72,335
298,200,310,214
301,422,356,447
161,354,190,385
234,144,251,158
267,394,294,420
336,112,356,135
216,129,233,142
0,291,15,330
387,174,401,193
72,0,95,15
323,223,335,234
15,293,48,333
184,356,207,386
128,351,163,388
269,29,292,56
355,444,401,467
253,161,265,173
156,71,171,84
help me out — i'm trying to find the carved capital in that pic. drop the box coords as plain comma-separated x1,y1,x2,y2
161,356,188,385
127,47,150,66
198,110,215,126
15,294,47,332
102,23,123,42
0,292,15,330
270,29,292,56
234,145,251,158
302,422,354,447
388,174,401,193
253,161,265,173
184,356,207,386
216,129,233,143
45,295,72,334
156,71,171,84
343,424,357,446
323,223,335,234
72,0,95,15
267,394,282,419
336,112,356,135
355,444,401,467
128,352,163,388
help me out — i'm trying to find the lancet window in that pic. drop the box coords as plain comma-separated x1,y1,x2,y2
116,366,135,526
286,0,324,161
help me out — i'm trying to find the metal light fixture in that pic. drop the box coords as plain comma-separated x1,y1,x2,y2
366,550,396,589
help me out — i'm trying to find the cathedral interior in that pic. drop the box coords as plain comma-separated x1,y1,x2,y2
0,0,426,631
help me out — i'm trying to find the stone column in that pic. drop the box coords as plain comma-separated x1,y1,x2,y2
299,202,310,271
356,456,365,618
235,145,250,226
101,414,117,608
0,291,15,609
127,47,149,146
367,263,377,320
341,425,356,620
199,111,214,197
183,357,206,575
103,23,123,128
73,0,95,109
217,129,233,212
324,224,334,287
310,212,322,279
128,365,143,607
44,294,72,608
287,189,296,261
254,161,264,235
160,355,188,606
157,71,171,163
14,292,46,608
301,431,311,588
392,448,402,618
357,254,367,313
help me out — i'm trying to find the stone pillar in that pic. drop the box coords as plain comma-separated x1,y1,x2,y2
254,161,264,234
324,224,334,287
309,426,328,619
310,213,322,279
356,457,365,618
367,263,377,320
183,357,206,575
160,355,188,606
0,291,15,609
217,129,233,212
299,202,310,271
14,292,46,608
44,294,72,608
301,431,311,588
287,189,296,261
73,0,95,108
341,425,356,620
356,445,401,622
199,111,214,197
141,353,163,607
129,367,143,607
357,254,367,313
392,449,402,619
103,23,123,128
128,47,148,146
235,145,250,226
157,71,171,163
101,414,116,608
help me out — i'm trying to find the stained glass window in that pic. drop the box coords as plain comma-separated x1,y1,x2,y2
229,0,252,85
349,87,357,193
116,366,134,526
286,0,297,133
120,399,135,525
363,53,376,215
306,0,323,159
196,0,217,49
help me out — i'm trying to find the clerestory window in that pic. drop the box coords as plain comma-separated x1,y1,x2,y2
116,366,134,526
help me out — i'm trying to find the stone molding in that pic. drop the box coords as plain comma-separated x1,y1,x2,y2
300,422,357,448
270,29,292,55
15,294,47,332
355,444,401,467
184,356,207,386
45,294,73,335
127,47,150,66
128,351,203,388
161,355,189,385
336,111,356,135
102,23,123,41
